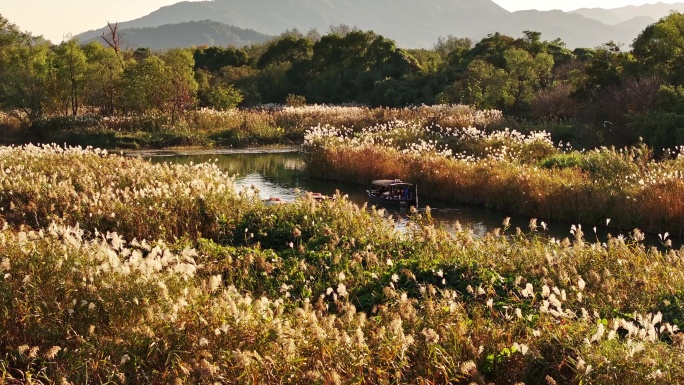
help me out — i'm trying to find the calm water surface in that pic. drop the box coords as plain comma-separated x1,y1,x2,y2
137,149,676,247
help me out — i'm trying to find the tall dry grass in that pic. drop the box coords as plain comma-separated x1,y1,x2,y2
25,104,505,149
2,145,684,384
304,121,684,235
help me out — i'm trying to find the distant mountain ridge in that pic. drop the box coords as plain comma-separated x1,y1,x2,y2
81,20,272,51
572,2,684,25
75,0,684,50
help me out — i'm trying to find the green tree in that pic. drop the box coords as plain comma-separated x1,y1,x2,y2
255,62,293,103
160,49,198,122
520,30,544,55
306,30,419,104
546,38,575,67
81,42,124,115
0,14,29,57
132,47,152,62
462,32,516,69
256,36,312,69
221,66,261,106
434,35,472,61
438,59,507,108
502,48,554,112
366,78,419,107
571,42,633,101
121,50,198,121
656,84,684,114
54,38,87,116
0,14,48,123
632,12,684,85
406,49,442,74
0,42,56,124
121,55,164,114
632,85,684,154
194,46,249,73
195,69,243,110
253,36,315,102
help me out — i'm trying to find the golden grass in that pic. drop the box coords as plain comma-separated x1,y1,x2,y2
304,122,684,235
1,145,684,384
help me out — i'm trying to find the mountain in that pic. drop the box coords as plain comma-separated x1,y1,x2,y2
82,20,272,51
483,10,649,48
614,16,658,32
75,0,510,49
75,0,684,50
572,2,684,25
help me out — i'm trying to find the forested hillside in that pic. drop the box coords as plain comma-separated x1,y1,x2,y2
80,20,272,51
2,12,684,151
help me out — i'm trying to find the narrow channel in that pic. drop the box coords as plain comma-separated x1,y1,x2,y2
139,149,678,248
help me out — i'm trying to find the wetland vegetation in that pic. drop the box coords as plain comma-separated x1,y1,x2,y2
2,9,684,385
1,144,684,384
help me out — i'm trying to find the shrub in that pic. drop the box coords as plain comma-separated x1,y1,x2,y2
633,112,684,156
285,94,307,107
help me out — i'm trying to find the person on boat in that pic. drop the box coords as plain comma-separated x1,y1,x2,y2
402,187,411,200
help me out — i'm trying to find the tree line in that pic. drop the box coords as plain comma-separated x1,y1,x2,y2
1,12,684,150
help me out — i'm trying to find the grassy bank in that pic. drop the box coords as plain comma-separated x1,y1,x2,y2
0,105,504,150
1,145,684,384
303,120,684,235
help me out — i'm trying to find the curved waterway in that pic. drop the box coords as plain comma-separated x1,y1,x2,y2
134,148,678,248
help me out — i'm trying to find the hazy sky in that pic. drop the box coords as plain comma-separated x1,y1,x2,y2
1,0,675,43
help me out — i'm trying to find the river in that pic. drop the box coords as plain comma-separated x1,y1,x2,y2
136,148,677,248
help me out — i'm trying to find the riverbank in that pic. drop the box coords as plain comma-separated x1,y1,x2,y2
303,121,684,236
123,146,300,158
1,144,683,384
5,103,684,236
0,104,506,150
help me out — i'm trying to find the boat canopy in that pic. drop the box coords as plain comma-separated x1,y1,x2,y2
371,179,414,187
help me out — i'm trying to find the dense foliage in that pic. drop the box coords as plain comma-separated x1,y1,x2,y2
1,13,684,150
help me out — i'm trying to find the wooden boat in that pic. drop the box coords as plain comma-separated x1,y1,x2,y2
366,179,418,207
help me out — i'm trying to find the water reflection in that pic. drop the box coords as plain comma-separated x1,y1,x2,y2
141,150,678,248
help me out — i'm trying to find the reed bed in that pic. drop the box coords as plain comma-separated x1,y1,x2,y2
19,105,505,149
0,144,257,242
1,145,684,384
155,104,503,135
303,121,684,235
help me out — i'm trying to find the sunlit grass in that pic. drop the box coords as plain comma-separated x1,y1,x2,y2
304,120,684,235
1,145,684,383
16,104,505,149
